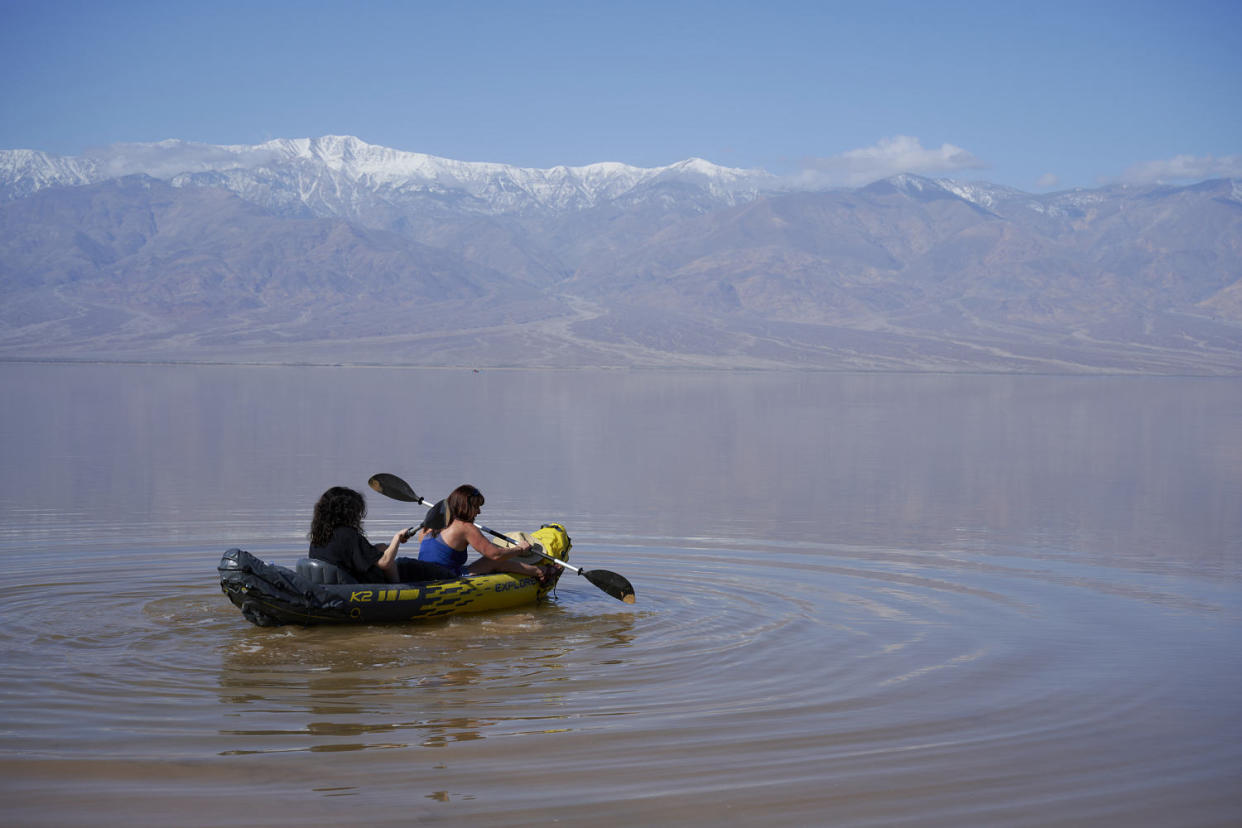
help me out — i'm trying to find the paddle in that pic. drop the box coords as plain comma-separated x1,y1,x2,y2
368,473,636,604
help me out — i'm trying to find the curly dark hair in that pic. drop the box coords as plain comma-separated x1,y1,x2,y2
308,486,367,547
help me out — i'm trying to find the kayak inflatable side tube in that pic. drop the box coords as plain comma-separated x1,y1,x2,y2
218,524,570,627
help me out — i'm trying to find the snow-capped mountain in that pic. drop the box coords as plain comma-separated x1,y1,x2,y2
1,136,1238,373
0,136,775,217
0,148,99,200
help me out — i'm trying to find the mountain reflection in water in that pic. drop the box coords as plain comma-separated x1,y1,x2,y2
0,365,1238,827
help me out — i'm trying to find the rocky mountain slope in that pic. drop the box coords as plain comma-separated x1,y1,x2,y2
1,137,1239,372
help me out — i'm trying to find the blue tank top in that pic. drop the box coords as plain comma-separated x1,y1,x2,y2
418,533,468,576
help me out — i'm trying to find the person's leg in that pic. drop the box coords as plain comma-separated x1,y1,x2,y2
468,556,555,583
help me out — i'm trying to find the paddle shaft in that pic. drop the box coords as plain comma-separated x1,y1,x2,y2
409,495,583,575
475,522,589,576
369,473,634,602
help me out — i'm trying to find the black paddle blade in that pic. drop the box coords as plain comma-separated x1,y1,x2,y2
422,500,447,532
582,568,636,604
368,473,421,503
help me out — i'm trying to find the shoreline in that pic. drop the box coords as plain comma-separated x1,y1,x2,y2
0,355,1236,378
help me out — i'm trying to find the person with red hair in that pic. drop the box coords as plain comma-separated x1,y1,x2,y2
418,484,550,582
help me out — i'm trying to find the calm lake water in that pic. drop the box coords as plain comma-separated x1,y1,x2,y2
1,363,1239,826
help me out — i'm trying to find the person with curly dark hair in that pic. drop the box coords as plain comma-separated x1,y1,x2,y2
307,486,414,583
418,484,550,581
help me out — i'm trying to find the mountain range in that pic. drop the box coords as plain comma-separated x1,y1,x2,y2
2,136,1239,373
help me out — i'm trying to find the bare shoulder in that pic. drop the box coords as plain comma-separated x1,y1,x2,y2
459,521,487,543
442,521,477,548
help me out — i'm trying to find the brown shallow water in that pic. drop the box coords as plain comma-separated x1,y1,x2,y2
1,365,1239,826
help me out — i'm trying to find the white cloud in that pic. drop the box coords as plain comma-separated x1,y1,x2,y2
1035,172,1060,190
1120,154,1242,185
83,140,284,179
793,136,987,189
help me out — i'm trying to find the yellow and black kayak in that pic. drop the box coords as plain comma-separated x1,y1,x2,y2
218,524,570,626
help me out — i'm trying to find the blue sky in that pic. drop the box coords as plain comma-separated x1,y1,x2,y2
2,0,1239,191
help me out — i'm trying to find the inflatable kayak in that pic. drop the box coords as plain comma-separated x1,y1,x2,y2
218,524,570,627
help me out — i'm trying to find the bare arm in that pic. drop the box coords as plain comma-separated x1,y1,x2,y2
459,523,547,579
375,528,413,583
460,522,530,561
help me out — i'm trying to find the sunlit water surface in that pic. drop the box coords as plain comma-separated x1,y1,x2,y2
1,364,1239,826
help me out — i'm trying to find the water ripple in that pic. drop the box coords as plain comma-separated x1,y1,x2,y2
0,538,1238,825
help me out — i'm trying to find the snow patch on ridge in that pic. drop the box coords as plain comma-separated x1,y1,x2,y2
0,135,772,214
0,149,99,198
